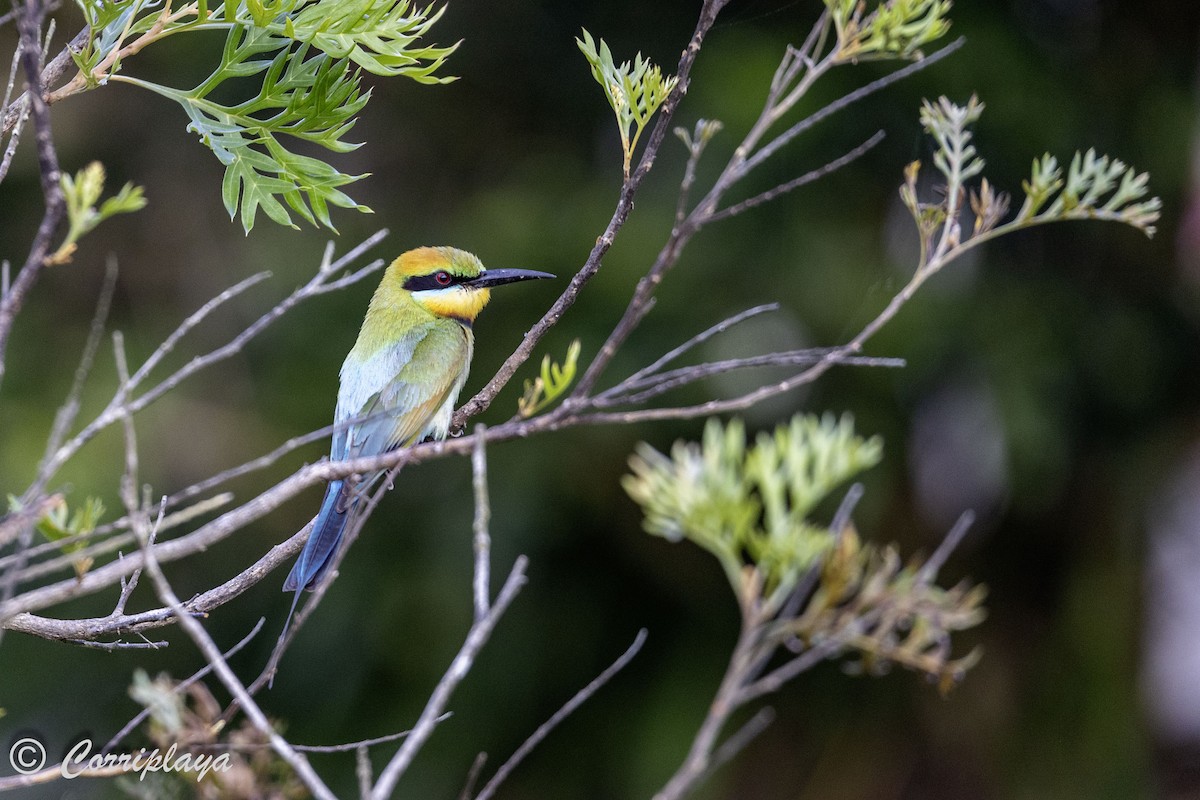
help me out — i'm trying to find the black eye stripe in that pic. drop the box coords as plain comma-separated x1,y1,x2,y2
404,272,460,291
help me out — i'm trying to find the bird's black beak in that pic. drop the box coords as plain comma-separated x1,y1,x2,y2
464,268,555,288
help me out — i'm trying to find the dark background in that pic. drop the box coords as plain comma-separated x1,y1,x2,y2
3,1,1200,797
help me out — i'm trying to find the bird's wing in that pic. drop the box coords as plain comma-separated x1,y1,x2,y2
332,321,429,461
336,322,470,460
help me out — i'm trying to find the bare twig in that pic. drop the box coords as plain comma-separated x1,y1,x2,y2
65,634,166,650
368,557,529,800
0,42,30,183
102,617,267,754
290,719,451,754
0,0,65,388
1,27,90,135
653,616,760,800
30,230,387,493
621,303,781,387
594,350,904,409
742,38,965,177
471,424,491,622
458,753,489,800
0,617,266,792
702,706,776,783
38,258,119,470
452,0,729,428
474,628,648,800
917,509,975,584
707,129,886,224
137,529,338,800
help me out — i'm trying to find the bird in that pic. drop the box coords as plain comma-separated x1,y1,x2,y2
282,246,553,631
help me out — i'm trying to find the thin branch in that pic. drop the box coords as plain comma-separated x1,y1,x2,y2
0,26,90,135
38,258,119,470
471,424,491,622
621,303,780,387
102,617,267,754
0,41,29,183
702,706,775,783
652,616,759,800
742,38,965,177
739,615,876,705
595,350,904,409
0,0,65,389
65,634,166,650
290,719,451,754
369,557,529,800
474,628,648,800
357,746,373,800
31,230,388,490
459,753,489,800
452,0,729,428
707,130,886,224
917,510,975,584
136,508,337,800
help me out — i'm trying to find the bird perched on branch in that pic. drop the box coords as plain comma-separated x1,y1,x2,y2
282,246,553,630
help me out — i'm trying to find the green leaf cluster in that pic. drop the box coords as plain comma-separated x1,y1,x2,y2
7,494,105,578
623,414,882,606
68,0,456,232
826,0,952,62
52,161,146,264
900,95,1161,270
519,339,581,418
577,29,679,179
1017,149,1162,235
624,416,984,688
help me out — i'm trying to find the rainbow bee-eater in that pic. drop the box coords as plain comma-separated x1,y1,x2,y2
283,246,553,624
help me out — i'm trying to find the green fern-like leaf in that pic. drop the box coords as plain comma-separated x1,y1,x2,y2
71,0,453,232
577,29,678,179
623,414,882,602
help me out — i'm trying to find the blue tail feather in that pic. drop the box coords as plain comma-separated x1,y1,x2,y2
281,480,350,636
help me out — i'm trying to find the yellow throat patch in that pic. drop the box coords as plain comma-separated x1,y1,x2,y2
414,286,491,324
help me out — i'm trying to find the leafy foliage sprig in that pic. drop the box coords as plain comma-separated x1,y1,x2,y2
825,0,953,62
518,339,582,418
577,29,678,180
901,95,1162,273
52,161,146,264
62,0,456,232
624,414,983,689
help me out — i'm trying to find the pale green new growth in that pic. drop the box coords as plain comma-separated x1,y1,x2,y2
624,415,881,606
577,29,679,180
519,339,582,418
52,161,146,264
7,494,105,578
673,118,723,152
900,95,1161,276
825,0,952,61
624,415,984,690
129,668,187,733
67,0,456,232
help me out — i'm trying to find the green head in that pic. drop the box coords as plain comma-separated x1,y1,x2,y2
385,247,554,324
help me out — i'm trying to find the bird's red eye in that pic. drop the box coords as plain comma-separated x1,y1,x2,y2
435,271,453,286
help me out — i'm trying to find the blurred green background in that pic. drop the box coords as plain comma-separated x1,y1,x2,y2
3,1,1200,798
